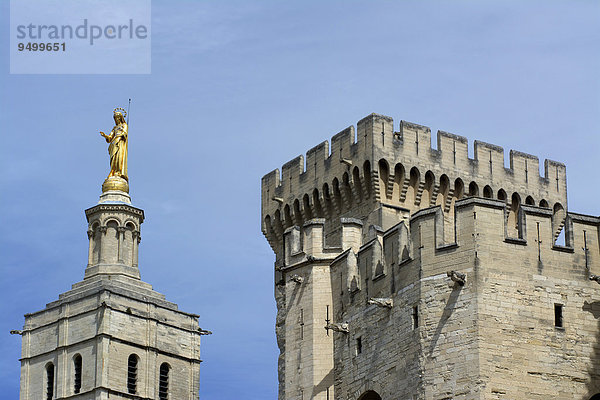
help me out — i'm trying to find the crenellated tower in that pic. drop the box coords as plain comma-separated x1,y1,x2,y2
262,113,600,400
17,109,207,400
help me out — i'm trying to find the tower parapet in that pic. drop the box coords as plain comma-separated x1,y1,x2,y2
262,113,567,255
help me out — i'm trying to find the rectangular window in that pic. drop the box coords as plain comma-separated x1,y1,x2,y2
356,337,362,355
554,304,563,328
412,305,419,329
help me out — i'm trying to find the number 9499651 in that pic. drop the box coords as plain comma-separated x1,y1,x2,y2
18,42,66,51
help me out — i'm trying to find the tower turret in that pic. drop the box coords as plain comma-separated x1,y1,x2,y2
84,195,144,280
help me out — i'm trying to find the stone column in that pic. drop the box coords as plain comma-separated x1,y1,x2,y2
98,226,107,263
87,229,94,266
132,231,140,268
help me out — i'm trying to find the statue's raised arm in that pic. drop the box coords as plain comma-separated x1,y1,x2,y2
100,107,129,193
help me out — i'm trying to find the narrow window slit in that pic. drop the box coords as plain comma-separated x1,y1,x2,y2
412,305,419,329
554,304,563,328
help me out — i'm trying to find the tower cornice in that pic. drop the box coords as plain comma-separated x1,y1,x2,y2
85,203,145,223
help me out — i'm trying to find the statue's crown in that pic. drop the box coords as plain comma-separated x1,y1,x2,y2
113,107,127,118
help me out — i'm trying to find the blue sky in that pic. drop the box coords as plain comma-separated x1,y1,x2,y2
1,1,599,399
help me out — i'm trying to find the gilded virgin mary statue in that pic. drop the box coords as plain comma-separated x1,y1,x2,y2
100,107,129,193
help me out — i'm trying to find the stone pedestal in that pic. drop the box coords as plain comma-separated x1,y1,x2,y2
99,190,131,205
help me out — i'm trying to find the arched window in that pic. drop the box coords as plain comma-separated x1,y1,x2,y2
408,167,420,205
507,193,522,238
312,189,323,217
393,163,405,201
332,178,342,212
342,173,353,209
525,195,535,205
122,222,136,266
353,166,363,201
283,204,292,228
483,185,493,199
104,220,119,264
497,189,507,202
302,194,313,219
437,175,450,207
468,181,479,197
127,354,138,394
378,159,389,200
423,171,435,206
454,178,464,200
264,215,273,239
358,390,382,400
46,362,55,400
322,183,332,216
159,363,170,400
293,199,303,226
90,221,101,264
73,354,82,394
553,202,567,245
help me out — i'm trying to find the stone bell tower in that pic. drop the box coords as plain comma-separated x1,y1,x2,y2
17,108,207,400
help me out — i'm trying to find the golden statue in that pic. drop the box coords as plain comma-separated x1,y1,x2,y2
100,107,129,193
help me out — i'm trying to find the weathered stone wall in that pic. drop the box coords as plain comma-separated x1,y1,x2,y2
282,262,335,400
262,115,599,400
326,200,599,399
20,276,201,400
474,204,600,399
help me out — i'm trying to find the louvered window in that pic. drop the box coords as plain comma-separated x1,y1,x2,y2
159,363,170,399
127,354,138,394
73,354,82,393
46,363,54,400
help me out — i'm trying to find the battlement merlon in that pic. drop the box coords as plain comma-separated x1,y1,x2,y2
281,218,365,269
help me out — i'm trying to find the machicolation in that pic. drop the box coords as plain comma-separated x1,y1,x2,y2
262,113,568,254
